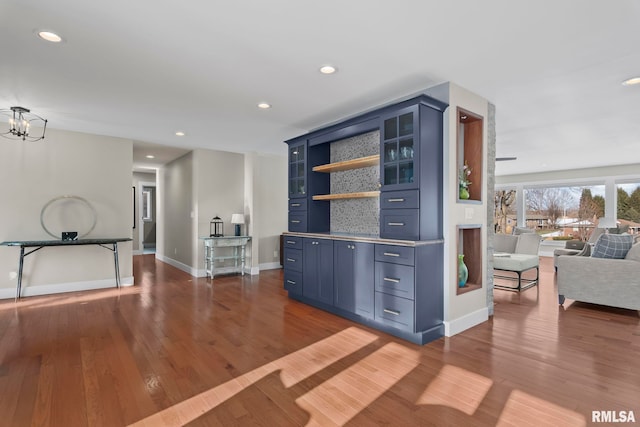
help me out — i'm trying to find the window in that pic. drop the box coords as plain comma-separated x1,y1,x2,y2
494,187,516,234
524,185,604,240
142,189,153,221
616,182,640,233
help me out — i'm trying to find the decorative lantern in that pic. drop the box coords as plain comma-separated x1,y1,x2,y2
210,216,223,237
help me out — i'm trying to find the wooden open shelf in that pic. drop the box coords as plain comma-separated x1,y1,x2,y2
457,282,481,295
312,155,380,173
457,225,483,295
457,108,483,202
312,191,380,201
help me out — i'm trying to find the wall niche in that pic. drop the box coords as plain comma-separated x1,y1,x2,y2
457,108,483,203
457,225,482,295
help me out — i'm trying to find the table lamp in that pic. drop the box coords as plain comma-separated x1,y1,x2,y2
231,213,245,236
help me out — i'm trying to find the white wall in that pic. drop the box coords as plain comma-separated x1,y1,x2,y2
442,83,491,335
255,153,287,268
159,148,286,276
193,148,245,271
160,152,194,269
0,128,133,298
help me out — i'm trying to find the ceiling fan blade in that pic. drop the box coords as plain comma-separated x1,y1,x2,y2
496,157,517,161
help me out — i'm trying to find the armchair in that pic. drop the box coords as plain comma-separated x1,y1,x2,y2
553,227,604,270
493,233,541,291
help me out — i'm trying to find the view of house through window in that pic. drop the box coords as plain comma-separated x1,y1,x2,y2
494,185,611,241
616,182,640,233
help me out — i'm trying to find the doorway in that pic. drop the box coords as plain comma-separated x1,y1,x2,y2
139,183,156,254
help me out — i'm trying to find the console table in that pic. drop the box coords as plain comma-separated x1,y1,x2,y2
201,236,251,278
0,238,132,301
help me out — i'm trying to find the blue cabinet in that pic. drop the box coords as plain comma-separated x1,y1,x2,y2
282,94,447,345
379,102,444,241
380,105,419,191
334,241,374,319
288,139,307,199
303,238,334,305
285,138,330,233
283,236,303,296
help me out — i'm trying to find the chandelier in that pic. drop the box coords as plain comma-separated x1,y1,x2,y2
1,106,48,141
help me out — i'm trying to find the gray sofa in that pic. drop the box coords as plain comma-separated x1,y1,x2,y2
557,242,640,310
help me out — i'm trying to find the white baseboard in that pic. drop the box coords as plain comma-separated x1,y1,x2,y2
132,250,144,256
444,307,489,337
259,262,282,271
0,276,135,300
156,254,199,276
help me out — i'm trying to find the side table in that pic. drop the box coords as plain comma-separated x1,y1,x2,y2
201,236,251,278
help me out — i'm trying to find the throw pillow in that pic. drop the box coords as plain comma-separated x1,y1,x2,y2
625,242,640,262
591,234,634,259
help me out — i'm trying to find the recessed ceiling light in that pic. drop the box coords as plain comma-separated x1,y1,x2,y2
622,77,640,86
175,131,185,136
37,31,63,43
257,103,271,109
319,65,337,74
145,155,155,159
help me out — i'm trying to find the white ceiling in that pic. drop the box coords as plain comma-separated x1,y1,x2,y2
1,1,639,176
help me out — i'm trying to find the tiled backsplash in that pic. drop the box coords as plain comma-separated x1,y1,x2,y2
330,131,380,235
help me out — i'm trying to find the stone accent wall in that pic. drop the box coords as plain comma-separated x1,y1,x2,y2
486,102,496,315
329,131,380,235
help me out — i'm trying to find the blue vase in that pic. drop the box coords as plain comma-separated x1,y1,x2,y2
458,254,468,288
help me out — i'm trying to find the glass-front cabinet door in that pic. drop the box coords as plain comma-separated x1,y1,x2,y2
380,106,419,190
288,140,306,198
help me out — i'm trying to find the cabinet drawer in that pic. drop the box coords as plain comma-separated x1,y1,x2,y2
283,236,302,249
288,198,308,211
380,209,419,240
380,190,419,210
375,244,415,266
288,212,307,232
375,262,415,300
283,248,302,272
284,270,303,296
375,292,414,331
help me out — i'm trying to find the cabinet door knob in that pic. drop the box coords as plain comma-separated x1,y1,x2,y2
286,280,296,285
383,277,400,284
286,258,296,262
383,308,401,316
387,198,405,203
383,252,400,257
290,203,301,207
388,222,405,226
291,220,301,224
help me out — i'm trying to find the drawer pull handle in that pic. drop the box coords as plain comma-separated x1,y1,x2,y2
290,203,301,207
286,280,296,285
384,277,400,284
291,220,301,224
388,222,405,226
383,252,400,257
388,198,405,202
383,309,401,316
286,240,296,244
286,258,296,262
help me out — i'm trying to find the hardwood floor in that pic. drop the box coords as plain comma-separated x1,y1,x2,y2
0,255,638,426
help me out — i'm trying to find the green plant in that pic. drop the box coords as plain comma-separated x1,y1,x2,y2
459,161,472,190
